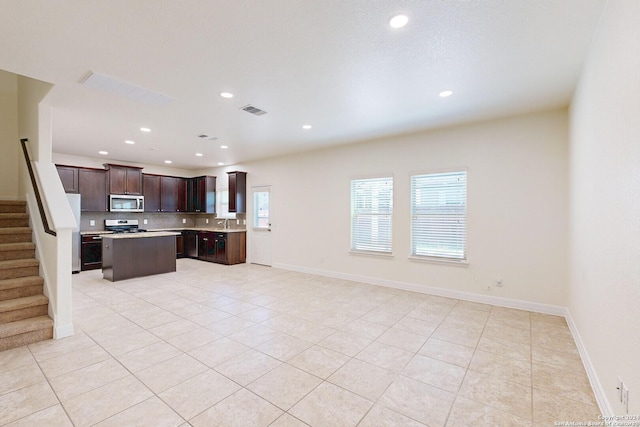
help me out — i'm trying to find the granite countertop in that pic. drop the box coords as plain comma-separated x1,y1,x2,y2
81,228,247,235
155,227,247,233
101,231,181,239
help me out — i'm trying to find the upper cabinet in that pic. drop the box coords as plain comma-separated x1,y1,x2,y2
56,165,79,193
187,176,216,213
78,168,108,212
227,171,247,213
56,165,108,211
160,176,187,212
106,164,143,195
142,174,161,212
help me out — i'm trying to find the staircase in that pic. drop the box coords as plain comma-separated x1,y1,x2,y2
0,200,53,351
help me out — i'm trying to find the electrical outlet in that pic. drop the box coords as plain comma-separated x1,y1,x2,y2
90,220,95,226
182,218,186,224
622,384,629,413
143,219,148,225
243,219,246,225
236,219,240,225
206,218,209,224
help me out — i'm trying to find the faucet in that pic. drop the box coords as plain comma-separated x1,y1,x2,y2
216,219,228,229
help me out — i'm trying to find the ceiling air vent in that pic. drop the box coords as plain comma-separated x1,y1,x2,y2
241,105,267,116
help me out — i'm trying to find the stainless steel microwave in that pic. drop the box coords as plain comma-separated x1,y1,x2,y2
109,195,144,212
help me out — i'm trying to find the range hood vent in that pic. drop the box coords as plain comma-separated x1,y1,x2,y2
241,105,267,116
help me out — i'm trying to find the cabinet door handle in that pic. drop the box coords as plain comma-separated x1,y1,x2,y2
202,238,208,241
92,236,102,240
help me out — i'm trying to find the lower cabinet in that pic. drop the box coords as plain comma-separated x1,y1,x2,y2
196,231,245,265
183,231,198,258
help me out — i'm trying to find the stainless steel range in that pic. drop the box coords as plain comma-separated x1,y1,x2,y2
104,219,147,234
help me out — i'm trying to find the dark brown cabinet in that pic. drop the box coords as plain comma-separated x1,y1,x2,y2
187,176,216,213
81,234,103,270
56,165,79,193
107,164,142,195
183,231,198,258
160,176,187,212
143,174,161,212
227,171,247,213
197,231,245,265
78,168,108,212
176,234,184,258
144,174,187,212
106,164,142,195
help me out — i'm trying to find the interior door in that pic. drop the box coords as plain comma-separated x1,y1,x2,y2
250,186,272,266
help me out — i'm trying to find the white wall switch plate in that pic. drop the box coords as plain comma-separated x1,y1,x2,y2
243,219,246,225
143,219,148,225
90,220,95,226
206,218,209,224
182,218,186,224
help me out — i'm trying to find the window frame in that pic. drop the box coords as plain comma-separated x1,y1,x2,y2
409,168,468,264
349,174,394,256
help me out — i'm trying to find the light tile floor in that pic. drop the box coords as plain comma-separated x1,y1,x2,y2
0,259,601,426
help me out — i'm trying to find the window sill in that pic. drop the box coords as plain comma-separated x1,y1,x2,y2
409,255,469,266
349,250,394,259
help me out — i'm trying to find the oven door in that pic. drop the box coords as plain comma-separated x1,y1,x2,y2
110,195,144,212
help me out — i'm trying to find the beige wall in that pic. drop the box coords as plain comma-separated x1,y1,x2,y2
569,0,640,415
205,108,569,307
0,70,20,199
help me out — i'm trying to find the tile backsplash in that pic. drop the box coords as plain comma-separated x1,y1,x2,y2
80,212,246,232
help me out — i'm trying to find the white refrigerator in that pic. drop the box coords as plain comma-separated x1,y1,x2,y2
67,193,81,273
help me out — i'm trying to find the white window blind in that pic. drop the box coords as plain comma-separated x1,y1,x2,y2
351,177,393,253
411,171,467,260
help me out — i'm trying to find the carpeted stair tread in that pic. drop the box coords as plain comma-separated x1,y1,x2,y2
0,201,26,214
0,295,48,314
0,315,52,339
0,276,44,291
0,213,29,219
0,258,39,269
0,227,31,235
0,242,36,252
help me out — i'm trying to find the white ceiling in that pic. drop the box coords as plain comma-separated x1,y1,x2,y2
0,0,606,170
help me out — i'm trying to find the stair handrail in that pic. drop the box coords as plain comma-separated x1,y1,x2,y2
20,138,57,236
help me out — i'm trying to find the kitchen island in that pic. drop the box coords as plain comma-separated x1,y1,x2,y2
101,231,180,282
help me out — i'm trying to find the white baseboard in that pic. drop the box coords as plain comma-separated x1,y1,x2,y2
272,262,566,315
54,322,75,339
564,309,613,416
272,262,609,415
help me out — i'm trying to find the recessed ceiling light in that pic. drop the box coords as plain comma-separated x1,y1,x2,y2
220,145,228,149
125,140,135,145
220,92,234,99
302,125,312,130
439,90,453,98
389,15,408,28
140,127,151,132
164,160,172,164
218,162,224,166
195,153,204,157
98,151,108,155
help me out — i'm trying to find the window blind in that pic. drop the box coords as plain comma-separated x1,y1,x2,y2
411,171,467,260
351,177,393,253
